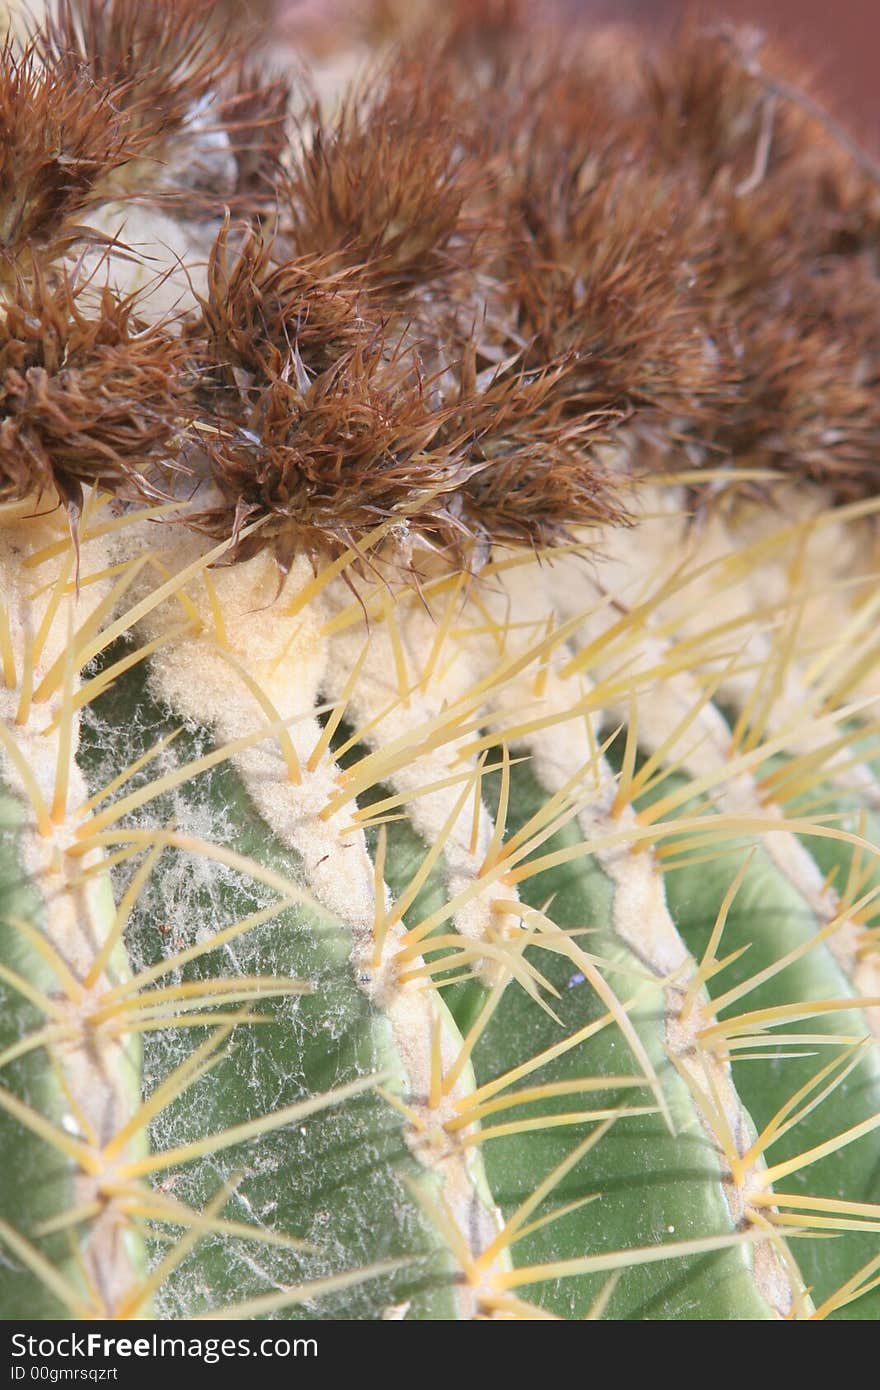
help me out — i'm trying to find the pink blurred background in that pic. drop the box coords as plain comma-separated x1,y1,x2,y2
264,1,879,137
580,1,880,134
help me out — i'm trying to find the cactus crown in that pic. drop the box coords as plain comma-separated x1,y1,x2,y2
2,0,880,1322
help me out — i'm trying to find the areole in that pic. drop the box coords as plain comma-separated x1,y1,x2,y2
1,0,880,1322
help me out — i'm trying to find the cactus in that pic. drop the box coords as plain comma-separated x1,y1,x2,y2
2,0,880,1322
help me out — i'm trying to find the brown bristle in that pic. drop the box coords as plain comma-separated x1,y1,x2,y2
191,340,468,565
504,169,717,420
0,265,186,515
38,0,236,143
0,37,142,264
633,26,880,501
469,46,720,425
642,28,816,193
281,57,488,297
2,1,878,567
431,0,537,70
185,204,630,566
278,0,537,58
190,222,374,387
219,61,291,207
441,361,628,547
708,256,880,497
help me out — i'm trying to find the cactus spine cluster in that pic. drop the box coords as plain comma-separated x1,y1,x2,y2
2,0,880,1321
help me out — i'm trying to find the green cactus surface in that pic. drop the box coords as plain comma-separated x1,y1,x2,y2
2,0,880,1322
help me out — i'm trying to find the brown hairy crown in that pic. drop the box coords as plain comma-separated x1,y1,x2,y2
642,27,817,194
439,356,628,548
191,224,372,388
185,223,464,565
189,341,466,568
281,57,488,298
219,61,292,209
474,49,720,426
635,27,880,500
0,37,144,265
0,265,186,516
36,0,252,210
185,206,630,569
38,0,235,143
5,1,880,565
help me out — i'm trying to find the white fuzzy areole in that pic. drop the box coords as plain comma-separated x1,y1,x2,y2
320,582,527,975
537,500,880,1039
448,551,799,1314
140,541,508,1310
492,651,800,1319
0,506,144,1311
0,509,113,973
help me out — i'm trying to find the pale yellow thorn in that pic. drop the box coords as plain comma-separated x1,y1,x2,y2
448,1077,648,1132
382,589,411,708
76,714,310,839
0,1024,70,1071
113,1186,315,1254
3,915,83,1003
700,997,880,1045
371,824,389,968
50,608,77,822
119,1072,386,1180
0,962,67,1021
494,1228,778,1291
513,1193,601,1247
0,601,16,689
79,726,184,816
585,1269,623,1320
462,997,644,1110
441,971,509,1101
199,1260,411,1321
481,742,511,874
22,501,181,570
809,1252,880,1319
666,1050,743,1185
116,1176,239,1320
475,1115,618,1269
375,1085,429,1134
428,1008,444,1112
307,637,369,773
94,976,304,1025
420,571,466,691
105,1012,271,1037
37,528,264,705
32,553,155,706
0,1218,97,1319
761,1109,880,1187
739,1041,870,1174
682,851,754,1021
0,1086,95,1172
33,1201,105,1238
462,1105,658,1147
201,569,228,649
209,642,303,784
66,829,321,912
42,623,196,736
383,771,479,937
85,843,165,992
469,749,488,856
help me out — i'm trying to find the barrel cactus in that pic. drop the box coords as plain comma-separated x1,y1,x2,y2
2,0,880,1322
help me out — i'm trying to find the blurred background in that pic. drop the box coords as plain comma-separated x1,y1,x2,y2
579,1,879,132
265,0,879,136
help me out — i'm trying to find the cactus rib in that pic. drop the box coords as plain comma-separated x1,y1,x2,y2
2,0,880,1321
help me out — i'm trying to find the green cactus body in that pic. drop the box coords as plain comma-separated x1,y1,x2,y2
2,0,880,1322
